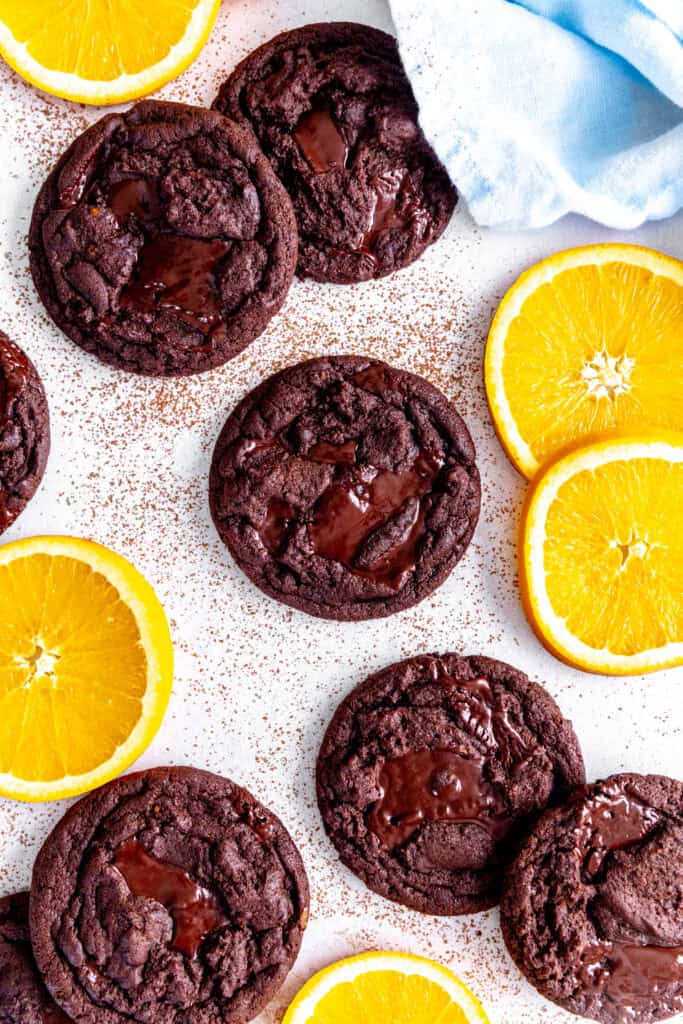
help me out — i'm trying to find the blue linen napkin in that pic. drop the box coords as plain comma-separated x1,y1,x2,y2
388,0,683,228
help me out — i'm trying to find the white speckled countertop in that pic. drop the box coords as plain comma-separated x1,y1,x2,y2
0,1,681,1021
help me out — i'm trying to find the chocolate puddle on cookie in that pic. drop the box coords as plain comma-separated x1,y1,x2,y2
575,784,683,1021
294,109,348,173
241,426,445,589
582,944,683,1023
354,171,427,259
368,748,512,851
107,178,229,334
120,235,230,332
113,840,227,958
309,449,443,589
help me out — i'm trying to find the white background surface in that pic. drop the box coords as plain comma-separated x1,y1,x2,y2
0,1,681,1022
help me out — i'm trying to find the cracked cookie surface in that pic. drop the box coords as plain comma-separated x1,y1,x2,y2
317,653,585,914
209,355,481,621
501,773,683,1024
0,330,49,532
213,23,457,284
0,892,70,1024
30,766,309,1024
29,101,298,377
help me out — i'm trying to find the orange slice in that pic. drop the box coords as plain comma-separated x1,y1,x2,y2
282,951,489,1024
520,434,683,675
0,536,173,800
485,244,683,478
0,0,220,105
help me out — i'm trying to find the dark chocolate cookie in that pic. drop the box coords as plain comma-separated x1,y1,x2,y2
317,653,585,914
501,773,683,1024
0,331,49,532
0,891,71,1024
30,766,309,1024
29,101,298,377
213,23,456,283
209,355,480,621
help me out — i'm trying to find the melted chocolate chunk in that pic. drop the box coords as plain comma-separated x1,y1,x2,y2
108,177,162,227
356,171,424,258
310,450,442,589
581,944,683,1024
109,177,231,332
113,839,227,958
576,783,661,879
502,774,683,1024
317,652,584,915
308,438,357,464
30,101,298,376
210,356,481,621
119,235,231,332
438,674,532,763
213,23,456,283
368,747,512,850
294,110,348,173
260,498,296,554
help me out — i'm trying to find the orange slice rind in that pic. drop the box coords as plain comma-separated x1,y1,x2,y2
485,244,683,478
0,0,220,104
282,951,490,1024
0,535,173,800
520,434,683,675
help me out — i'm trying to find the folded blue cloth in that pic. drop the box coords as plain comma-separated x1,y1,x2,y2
388,0,683,228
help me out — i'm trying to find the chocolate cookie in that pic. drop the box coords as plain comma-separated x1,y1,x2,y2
209,356,480,621
30,767,309,1024
0,892,71,1023
213,23,456,283
316,653,585,915
0,331,49,532
501,774,683,1024
29,101,298,376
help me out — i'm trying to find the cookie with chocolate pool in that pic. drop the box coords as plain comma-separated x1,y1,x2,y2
214,23,457,283
317,653,585,914
501,773,683,1023
209,355,480,620
30,767,309,1024
29,101,298,376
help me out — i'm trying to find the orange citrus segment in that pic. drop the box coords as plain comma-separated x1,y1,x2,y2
520,434,683,675
0,0,220,104
282,952,489,1024
485,244,683,478
0,536,173,800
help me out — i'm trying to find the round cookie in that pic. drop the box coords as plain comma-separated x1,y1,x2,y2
209,355,481,621
30,767,309,1024
316,653,585,914
501,773,683,1024
213,22,457,284
29,101,298,377
0,892,71,1023
0,331,49,532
